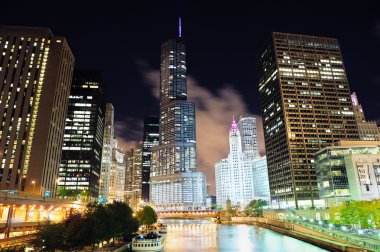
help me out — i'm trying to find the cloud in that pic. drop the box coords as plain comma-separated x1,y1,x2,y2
114,120,143,151
139,61,265,195
189,78,265,195
136,60,160,99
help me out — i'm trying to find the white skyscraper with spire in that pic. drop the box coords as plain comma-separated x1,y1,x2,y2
215,118,256,209
215,117,270,209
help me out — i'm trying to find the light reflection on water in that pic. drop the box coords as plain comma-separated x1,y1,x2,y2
162,219,327,252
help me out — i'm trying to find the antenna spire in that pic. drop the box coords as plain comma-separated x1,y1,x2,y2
230,115,238,131
178,17,182,38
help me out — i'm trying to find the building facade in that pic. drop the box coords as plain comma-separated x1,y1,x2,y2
150,24,206,211
345,154,380,201
237,116,260,159
99,103,114,203
258,32,359,208
141,117,159,202
0,26,74,196
351,92,379,141
252,156,270,200
109,140,125,203
315,141,380,206
125,143,143,208
59,70,105,198
215,119,255,209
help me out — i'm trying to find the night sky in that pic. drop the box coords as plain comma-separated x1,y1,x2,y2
1,1,379,194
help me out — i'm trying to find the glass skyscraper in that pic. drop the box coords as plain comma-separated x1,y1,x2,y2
237,116,260,159
258,32,359,208
151,22,206,211
141,117,159,202
59,70,105,198
252,156,270,200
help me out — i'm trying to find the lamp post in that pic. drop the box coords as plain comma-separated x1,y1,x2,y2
31,180,36,194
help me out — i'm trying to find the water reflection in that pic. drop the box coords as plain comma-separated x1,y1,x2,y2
162,219,327,252
163,219,217,251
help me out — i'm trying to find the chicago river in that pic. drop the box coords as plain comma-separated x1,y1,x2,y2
162,219,327,252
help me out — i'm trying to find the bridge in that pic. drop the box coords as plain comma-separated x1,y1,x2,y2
0,192,87,247
157,210,220,219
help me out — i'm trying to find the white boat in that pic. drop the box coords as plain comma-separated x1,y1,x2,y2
131,231,165,251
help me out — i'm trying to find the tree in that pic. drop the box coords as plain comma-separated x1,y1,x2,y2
32,202,140,251
245,199,268,217
135,206,157,226
79,190,92,201
57,186,69,197
329,199,380,229
64,213,88,250
106,201,139,240
32,222,67,251
83,203,112,248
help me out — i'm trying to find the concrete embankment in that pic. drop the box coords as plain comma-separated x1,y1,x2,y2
226,217,371,252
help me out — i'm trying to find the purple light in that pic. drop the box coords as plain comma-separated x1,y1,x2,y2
230,115,238,131
351,92,358,106
178,17,182,38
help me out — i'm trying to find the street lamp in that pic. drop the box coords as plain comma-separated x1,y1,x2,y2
31,180,36,193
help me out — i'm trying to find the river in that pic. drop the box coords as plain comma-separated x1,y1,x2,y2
161,219,327,252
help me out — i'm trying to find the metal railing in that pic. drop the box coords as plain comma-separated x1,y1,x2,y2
290,218,380,251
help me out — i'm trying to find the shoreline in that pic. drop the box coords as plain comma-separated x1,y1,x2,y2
224,218,371,252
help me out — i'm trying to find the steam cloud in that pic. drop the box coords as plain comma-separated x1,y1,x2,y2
115,61,265,194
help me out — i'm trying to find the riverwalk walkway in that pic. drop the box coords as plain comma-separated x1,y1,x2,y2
228,217,380,252
289,218,380,252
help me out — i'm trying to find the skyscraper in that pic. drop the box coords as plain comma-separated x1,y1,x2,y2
252,156,270,200
109,140,126,203
215,119,255,209
0,26,74,196
237,116,260,159
351,92,379,141
59,70,105,198
141,117,159,202
99,103,114,203
258,32,359,208
150,19,206,211
125,143,143,208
